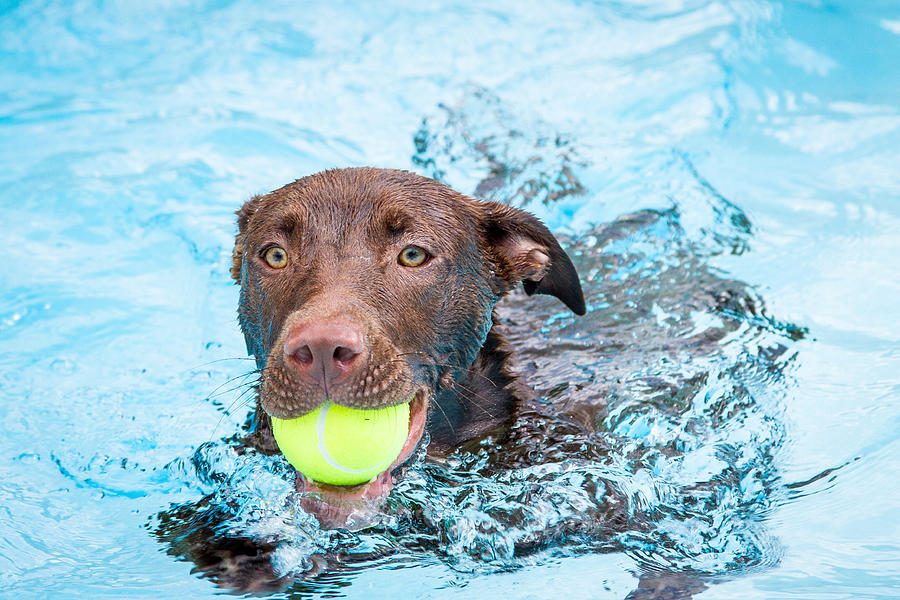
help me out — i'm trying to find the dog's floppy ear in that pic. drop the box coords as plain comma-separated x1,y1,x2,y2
480,202,586,315
230,195,262,283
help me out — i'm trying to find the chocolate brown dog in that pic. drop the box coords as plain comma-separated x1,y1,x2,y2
231,167,585,522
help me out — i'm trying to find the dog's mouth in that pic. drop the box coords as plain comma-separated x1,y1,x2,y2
291,389,429,528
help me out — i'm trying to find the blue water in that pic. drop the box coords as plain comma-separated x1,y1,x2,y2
1,1,899,598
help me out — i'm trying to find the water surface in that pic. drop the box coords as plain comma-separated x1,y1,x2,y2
1,1,898,598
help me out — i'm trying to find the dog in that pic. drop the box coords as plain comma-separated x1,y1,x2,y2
155,166,765,598
231,166,585,524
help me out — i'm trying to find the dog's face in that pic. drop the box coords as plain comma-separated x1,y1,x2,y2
231,168,583,512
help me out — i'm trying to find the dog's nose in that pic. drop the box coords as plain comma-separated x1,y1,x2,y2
283,321,366,389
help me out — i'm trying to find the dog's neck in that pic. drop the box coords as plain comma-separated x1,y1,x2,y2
244,322,526,457
426,324,528,455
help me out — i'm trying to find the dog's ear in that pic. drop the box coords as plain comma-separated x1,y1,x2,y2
231,195,262,283
479,202,586,315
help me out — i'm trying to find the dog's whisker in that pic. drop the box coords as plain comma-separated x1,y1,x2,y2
202,370,261,405
429,394,457,435
179,356,256,375
209,385,259,441
381,356,496,419
206,379,259,404
448,381,500,419
392,353,500,388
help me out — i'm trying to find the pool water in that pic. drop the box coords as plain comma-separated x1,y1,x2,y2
1,1,899,598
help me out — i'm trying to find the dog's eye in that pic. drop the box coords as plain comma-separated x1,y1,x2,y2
398,245,429,267
264,246,288,269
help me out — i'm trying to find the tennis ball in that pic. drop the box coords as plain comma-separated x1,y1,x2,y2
271,401,410,486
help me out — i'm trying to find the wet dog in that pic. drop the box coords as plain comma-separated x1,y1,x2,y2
157,166,768,598
232,167,585,524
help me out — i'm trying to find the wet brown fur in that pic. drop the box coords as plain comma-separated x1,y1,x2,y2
231,167,584,456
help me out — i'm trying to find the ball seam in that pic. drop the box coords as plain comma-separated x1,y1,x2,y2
316,402,388,475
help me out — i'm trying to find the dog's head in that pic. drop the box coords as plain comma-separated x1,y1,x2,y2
231,168,583,518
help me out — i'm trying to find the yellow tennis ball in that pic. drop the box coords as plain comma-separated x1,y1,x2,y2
271,401,410,486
